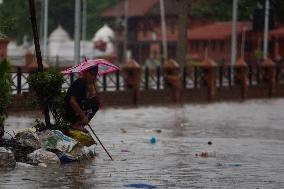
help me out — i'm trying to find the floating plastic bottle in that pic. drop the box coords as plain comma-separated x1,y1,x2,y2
150,136,157,144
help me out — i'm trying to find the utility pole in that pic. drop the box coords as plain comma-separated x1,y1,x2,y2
160,0,167,62
28,0,43,71
40,0,44,46
43,0,48,61
231,0,238,65
28,0,51,128
241,27,247,59
123,0,128,62
74,0,81,65
263,0,269,60
177,0,190,67
82,0,87,56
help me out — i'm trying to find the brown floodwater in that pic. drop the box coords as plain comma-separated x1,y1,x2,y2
1,99,284,188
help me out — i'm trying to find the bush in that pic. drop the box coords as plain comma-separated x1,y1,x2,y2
28,67,70,132
0,59,12,137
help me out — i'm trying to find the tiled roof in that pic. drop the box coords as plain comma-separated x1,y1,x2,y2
101,0,159,17
188,22,252,40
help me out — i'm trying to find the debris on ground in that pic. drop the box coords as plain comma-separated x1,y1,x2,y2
121,149,130,152
27,148,60,165
120,128,127,133
0,147,16,169
145,129,162,134
150,136,157,144
39,130,78,153
0,128,98,169
123,183,157,188
67,129,96,147
195,151,216,158
216,162,242,168
14,128,41,150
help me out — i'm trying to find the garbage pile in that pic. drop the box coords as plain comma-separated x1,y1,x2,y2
0,128,97,169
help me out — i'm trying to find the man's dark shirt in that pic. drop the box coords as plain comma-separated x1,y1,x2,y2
64,78,87,116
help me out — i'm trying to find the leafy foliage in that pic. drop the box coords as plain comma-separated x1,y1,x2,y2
191,0,284,22
0,59,12,127
28,67,69,132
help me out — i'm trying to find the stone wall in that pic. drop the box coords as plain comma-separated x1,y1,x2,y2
7,84,284,112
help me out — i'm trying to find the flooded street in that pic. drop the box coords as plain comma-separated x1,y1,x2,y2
1,99,284,188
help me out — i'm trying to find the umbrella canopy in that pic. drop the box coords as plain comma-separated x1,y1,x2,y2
62,58,119,75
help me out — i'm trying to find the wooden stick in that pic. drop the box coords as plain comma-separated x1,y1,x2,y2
87,124,113,161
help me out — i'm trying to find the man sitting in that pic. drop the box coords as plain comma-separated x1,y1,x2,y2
64,66,100,132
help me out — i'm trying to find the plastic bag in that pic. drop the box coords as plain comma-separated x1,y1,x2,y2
27,148,60,164
67,129,96,147
41,130,78,153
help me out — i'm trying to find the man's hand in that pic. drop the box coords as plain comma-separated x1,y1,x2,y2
81,115,89,125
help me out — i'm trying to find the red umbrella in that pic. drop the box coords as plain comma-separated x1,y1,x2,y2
62,58,119,75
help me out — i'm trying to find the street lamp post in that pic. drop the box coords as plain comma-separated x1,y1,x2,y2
74,0,81,65
43,0,48,61
263,0,270,60
160,0,167,62
231,0,238,65
82,0,87,56
123,0,128,62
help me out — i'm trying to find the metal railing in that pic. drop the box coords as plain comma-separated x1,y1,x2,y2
9,64,284,95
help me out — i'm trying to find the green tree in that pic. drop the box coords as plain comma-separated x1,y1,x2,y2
191,0,284,22
0,59,12,138
0,0,118,43
28,67,68,132
0,0,41,42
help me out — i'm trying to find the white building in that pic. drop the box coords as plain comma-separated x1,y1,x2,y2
7,24,115,67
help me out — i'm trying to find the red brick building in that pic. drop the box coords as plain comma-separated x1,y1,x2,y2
270,27,284,61
101,0,211,64
102,0,283,65
188,22,253,63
